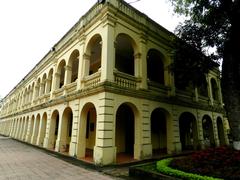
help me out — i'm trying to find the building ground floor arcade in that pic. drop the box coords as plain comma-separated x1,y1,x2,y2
0,92,229,166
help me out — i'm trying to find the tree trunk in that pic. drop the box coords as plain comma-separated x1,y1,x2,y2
222,0,240,150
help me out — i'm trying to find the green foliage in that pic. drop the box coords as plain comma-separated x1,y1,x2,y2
169,0,234,90
170,0,240,144
156,158,222,180
172,38,215,89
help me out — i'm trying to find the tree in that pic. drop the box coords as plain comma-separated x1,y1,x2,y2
170,0,240,149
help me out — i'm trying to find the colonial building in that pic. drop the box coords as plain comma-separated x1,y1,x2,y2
0,0,229,165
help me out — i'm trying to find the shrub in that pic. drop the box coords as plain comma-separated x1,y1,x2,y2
156,158,222,180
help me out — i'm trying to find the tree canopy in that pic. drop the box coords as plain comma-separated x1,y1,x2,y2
170,0,240,149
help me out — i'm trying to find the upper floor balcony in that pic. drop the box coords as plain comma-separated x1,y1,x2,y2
0,2,223,118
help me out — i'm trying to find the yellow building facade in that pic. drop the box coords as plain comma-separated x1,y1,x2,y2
0,0,229,165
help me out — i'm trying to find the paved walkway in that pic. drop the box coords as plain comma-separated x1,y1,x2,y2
0,136,120,180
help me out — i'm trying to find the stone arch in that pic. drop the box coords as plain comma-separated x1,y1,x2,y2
68,49,79,83
23,88,28,105
27,85,31,104
32,114,41,145
30,82,35,102
58,107,73,153
147,49,165,85
48,110,60,149
77,102,97,160
211,78,219,101
23,116,29,141
17,117,23,139
179,112,198,150
150,108,172,155
86,34,102,75
37,112,47,147
217,117,226,146
115,33,136,76
20,116,26,140
56,60,66,89
202,115,215,147
115,102,139,162
35,78,41,98
42,73,47,95
27,115,35,143
47,68,53,93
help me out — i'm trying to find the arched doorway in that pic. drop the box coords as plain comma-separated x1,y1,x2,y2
23,117,29,141
18,118,23,139
217,117,226,146
115,103,135,163
179,112,198,150
59,107,73,153
202,115,215,147
37,112,47,147
151,108,167,155
20,117,26,140
78,103,96,162
27,116,34,142
49,110,59,150
32,114,40,145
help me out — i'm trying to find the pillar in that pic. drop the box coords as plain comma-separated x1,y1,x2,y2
55,113,66,152
53,72,60,90
45,78,52,94
100,14,116,83
135,33,148,89
212,115,220,147
77,38,85,90
207,75,214,106
64,65,72,85
69,101,80,157
37,115,47,147
93,93,116,165
31,117,40,145
169,107,182,153
43,110,53,148
138,103,152,159
196,111,205,149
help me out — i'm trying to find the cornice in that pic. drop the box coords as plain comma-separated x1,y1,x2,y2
1,82,224,119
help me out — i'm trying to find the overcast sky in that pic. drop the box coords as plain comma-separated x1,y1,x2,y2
0,0,183,98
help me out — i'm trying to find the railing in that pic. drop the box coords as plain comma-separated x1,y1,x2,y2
176,89,195,102
53,88,64,98
198,95,210,105
65,81,77,94
114,71,137,89
83,71,101,88
148,80,170,95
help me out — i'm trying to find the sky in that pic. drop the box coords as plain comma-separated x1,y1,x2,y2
0,0,183,98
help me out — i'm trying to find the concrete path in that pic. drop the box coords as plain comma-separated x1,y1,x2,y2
0,136,119,180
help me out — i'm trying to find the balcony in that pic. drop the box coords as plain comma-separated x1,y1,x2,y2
83,70,101,89
114,70,137,89
64,81,77,94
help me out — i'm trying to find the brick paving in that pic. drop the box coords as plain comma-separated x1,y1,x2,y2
0,136,120,180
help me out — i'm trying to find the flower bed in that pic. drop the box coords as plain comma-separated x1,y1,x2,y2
170,146,240,179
